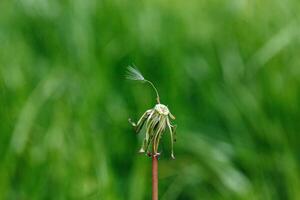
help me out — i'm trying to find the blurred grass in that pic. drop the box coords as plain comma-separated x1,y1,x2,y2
1,0,300,199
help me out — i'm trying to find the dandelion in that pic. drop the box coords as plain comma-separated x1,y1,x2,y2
127,65,177,200
127,66,177,159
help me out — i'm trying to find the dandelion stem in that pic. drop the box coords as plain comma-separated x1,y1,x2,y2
152,155,158,200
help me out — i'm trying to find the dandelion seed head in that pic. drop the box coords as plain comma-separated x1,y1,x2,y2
126,66,177,158
154,104,169,115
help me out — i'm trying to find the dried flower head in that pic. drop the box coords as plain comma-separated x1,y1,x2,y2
127,66,177,159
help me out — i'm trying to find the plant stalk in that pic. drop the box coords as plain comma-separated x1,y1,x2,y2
152,155,158,200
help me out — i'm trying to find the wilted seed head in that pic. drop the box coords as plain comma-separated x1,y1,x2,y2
154,104,170,115
127,66,177,159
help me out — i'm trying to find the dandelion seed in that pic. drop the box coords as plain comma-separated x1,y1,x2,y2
126,66,145,81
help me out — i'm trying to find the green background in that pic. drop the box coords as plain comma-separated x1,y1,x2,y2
1,0,300,199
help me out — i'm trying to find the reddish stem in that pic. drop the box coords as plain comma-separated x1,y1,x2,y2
152,155,158,200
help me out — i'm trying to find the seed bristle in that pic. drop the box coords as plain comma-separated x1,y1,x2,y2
126,66,146,81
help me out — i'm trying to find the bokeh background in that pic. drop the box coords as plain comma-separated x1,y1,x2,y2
1,0,300,199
